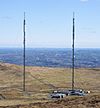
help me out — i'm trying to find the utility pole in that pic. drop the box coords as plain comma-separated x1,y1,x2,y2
23,12,26,91
72,12,75,91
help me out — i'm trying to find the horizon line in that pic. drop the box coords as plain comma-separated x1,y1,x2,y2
0,47,100,49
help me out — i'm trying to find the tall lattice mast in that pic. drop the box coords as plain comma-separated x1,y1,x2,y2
23,12,26,91
72,12,75,91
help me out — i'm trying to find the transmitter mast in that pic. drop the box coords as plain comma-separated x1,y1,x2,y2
72,12,75,91
23,12,26,91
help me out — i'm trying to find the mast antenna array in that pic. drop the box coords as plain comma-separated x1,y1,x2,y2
72,12,75,91
23,12,26,91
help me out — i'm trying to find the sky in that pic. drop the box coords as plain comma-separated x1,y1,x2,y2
0,0,100,48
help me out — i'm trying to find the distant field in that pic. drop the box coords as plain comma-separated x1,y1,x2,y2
0,62,100,107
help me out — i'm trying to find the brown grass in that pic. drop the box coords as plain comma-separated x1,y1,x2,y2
0,62,100,107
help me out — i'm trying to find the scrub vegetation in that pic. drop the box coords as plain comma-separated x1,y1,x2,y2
0,63,100,107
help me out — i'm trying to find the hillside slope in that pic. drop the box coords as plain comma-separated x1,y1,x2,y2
0,62,100,107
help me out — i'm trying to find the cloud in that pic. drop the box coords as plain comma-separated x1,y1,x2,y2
80,0,88,2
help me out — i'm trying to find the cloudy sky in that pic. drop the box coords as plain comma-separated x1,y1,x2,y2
0,0,100,48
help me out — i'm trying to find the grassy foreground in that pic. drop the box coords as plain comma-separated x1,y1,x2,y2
0,62,100,107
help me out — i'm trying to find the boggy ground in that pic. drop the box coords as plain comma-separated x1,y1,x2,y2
0,62,100,107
